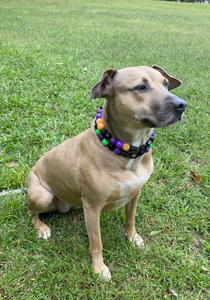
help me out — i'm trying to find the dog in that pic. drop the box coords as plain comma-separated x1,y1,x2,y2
27,65,186,280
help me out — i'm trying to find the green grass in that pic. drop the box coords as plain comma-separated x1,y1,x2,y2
0,0,210,298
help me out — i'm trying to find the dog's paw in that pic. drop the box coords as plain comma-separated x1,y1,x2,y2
125,232,144,248
37,224,51,240
131,234,144,248
99,266,111,281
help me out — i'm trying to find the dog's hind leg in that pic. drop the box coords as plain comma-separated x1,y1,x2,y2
27,170,57,239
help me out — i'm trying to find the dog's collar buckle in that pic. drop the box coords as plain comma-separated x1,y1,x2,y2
120,136,154,159
94,106,155,159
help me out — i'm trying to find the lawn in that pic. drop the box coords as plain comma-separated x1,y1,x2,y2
0,0,210,299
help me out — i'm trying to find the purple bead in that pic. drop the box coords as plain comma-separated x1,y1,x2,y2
96,113,102,119
146,146,150,153
114,148,121,154
94,118,97,124
97,109,103,114
110,137,117,146
99,134,103,141
151,130,155,137
116,140,123,149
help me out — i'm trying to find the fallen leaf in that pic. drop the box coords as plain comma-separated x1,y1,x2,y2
8,162,18,168
183,113,187,117
201,266,209,272
189,170,201,182
169,288,178,297
150,230,163,236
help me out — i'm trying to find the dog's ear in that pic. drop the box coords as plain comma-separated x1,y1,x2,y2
152,65,182,90
91,69,117,99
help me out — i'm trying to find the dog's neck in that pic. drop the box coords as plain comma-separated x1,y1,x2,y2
102,100,153,148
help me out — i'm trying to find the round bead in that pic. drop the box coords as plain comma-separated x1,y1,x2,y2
94,124,97,129
99,134,103,141
102,139,109,146
96,118,103,125
151,130,155,137
96,129,101,135
149,144,153,149
146,146,150,152
100,128,108,136
97,123,105,130
97,109,103,114
96,113,102,119
116,140,123,149
114,147,121,154
122,143,130,151
104,133,112,141
110,137,117,146
108,144,115,151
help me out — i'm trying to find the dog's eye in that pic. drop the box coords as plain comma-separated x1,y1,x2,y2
164,80,169,89
135,85,147,91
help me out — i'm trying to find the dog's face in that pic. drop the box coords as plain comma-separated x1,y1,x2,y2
91,65,186,129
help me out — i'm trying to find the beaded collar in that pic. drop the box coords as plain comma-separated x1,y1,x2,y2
94,106,155,159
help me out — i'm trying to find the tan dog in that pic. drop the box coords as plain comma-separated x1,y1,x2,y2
27,65,186,280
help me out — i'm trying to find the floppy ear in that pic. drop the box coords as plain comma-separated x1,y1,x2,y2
91,69,117,99
152,65,182,90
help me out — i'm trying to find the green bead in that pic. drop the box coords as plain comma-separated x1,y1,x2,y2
102,139,109,146
149,144,153,149
96,129,101,135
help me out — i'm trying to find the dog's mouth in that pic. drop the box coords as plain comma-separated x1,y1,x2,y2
141,116,157,128
141,112,184,128
139,96,187,128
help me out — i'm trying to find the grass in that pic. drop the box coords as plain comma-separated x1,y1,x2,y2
0,0,210,298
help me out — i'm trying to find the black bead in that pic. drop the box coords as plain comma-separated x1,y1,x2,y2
100,105,103,109
100,128,108,137
94,124,97,129
108,144,115,151
130,145,138,151
150,136,154,142
147,140,152,146
105,133,112,141
120,150,130,157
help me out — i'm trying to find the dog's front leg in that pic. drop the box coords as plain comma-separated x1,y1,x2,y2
125,190,144,247
83,204,111,281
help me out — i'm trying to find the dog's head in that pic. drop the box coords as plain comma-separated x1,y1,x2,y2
91,65,186,129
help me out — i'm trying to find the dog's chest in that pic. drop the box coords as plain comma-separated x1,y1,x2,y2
107,169,149,211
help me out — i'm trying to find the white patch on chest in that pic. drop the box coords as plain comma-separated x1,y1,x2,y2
112,171,149,210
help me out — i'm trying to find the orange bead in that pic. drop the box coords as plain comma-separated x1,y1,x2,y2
97,123,105,130
122,143,130,151
96,118,103,125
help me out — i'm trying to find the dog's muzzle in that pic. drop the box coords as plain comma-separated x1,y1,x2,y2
172,98,187,114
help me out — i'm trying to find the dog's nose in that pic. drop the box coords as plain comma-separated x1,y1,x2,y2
172,98,187,113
